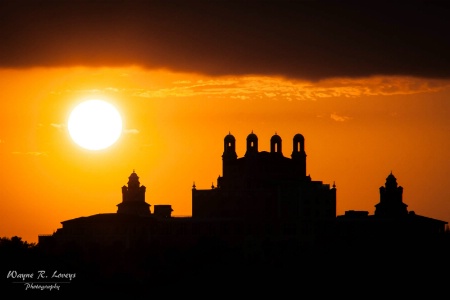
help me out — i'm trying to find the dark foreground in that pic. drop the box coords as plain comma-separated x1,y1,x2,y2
2,235,450,298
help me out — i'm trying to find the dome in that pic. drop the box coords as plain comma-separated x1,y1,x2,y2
247,131,258,141
385,172,398,188
271,134,282,143
224,133,235,142
129,170,139,179
386,172,396,181
293,133,304,142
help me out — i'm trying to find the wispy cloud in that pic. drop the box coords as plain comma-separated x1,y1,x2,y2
54,74,450,103
128,76,450,101
11,151,48,156
123,129,139,134
50,123,65,130
330,113,351,122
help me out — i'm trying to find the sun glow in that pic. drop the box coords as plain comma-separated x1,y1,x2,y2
68,99,123,150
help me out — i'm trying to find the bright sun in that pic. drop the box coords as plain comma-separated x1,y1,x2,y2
68,99,123,150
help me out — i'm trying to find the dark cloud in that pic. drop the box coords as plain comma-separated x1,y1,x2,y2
1,1,449,81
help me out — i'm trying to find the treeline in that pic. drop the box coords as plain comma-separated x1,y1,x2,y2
2,232,450,296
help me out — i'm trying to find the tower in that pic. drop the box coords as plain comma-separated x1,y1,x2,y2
222,132,238,180
117,170,151,216
375,172,408,217
291,133,307,177
222,132,237,161
245,131,258,157
270,133,282,154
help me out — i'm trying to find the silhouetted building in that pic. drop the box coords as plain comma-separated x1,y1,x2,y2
336,172,448,247
37,134,449,288
38,171,183,258
153,205,173,218
193,132,336,228
375,172,408,217
117,170,150,216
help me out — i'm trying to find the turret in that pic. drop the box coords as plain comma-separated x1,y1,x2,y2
117,170,151,216
375,172,408,217
270,133,282,155
245,131,258,157
222,132,237,161
222,133,238,179
122,170,146,203
291,133,306,177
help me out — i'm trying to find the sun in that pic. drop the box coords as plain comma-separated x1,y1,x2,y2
68,99,123,150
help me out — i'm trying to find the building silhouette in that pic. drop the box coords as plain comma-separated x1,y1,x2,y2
335,171,447,255
37,132,449,290
193,132,336,223
39,133,338,255
117,170,150,216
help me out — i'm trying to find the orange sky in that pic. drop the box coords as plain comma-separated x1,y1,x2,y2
1,66,450,243
1,1,450,244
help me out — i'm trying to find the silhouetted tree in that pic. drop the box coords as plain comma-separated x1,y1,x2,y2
0,236,38,266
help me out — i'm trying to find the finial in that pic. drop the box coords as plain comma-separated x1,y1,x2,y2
333,181,336,188
251,130,253,134
211,182,215,189
229,131,231,135
133,169,135,173
192,181,196,189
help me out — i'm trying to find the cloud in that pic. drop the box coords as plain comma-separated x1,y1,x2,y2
50,123,65,130
129,76,450,101
11,151,48,156
51,72,450,102
1,1,449,81
330,113,351,122
123,129,139,135
105,87,119,93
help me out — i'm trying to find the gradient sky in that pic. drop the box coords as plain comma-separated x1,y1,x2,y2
1,1,450,243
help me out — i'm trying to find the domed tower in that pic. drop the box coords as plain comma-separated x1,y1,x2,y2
222,132,237,161
375,172,408,218
291,133,306,177
222,132,238,179
245,131,258,157
117,170,151,216
270,133,282,155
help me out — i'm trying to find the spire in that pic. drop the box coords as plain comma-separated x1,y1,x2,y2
375,172,407,217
